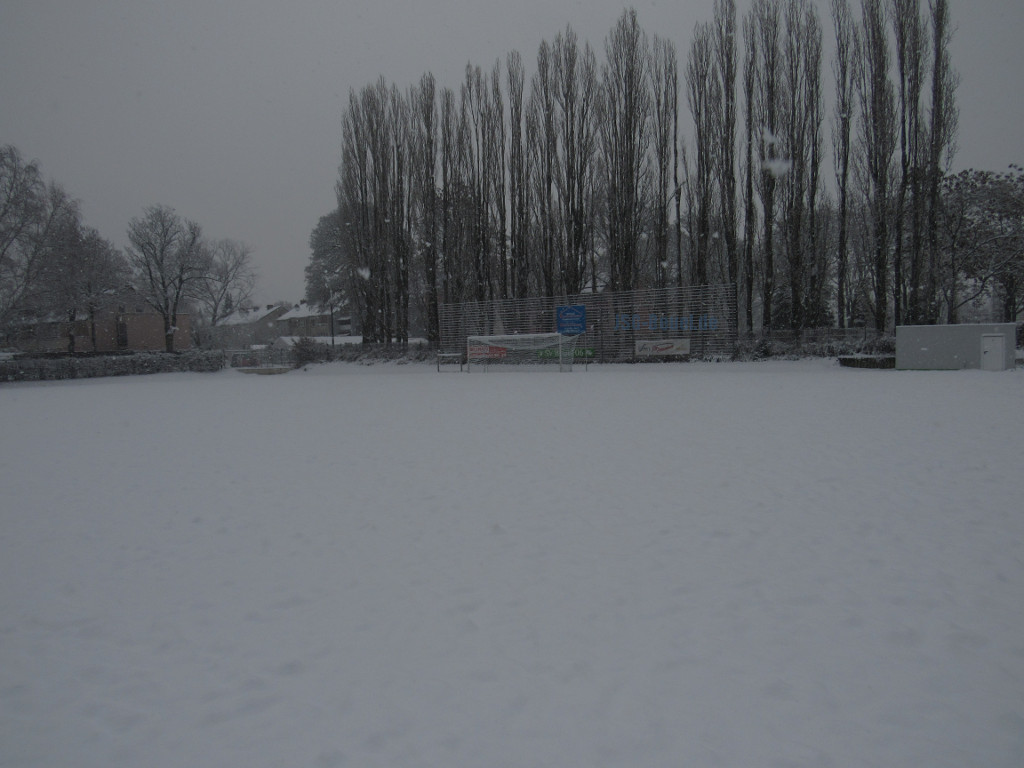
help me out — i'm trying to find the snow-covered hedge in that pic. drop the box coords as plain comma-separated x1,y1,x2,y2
329,341,433,364
733,330,895,361
0,350,224,382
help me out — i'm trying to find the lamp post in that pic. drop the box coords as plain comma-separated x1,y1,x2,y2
322,270,336,348
329,297,335,348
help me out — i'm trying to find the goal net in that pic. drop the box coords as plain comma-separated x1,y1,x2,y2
466,333,579,372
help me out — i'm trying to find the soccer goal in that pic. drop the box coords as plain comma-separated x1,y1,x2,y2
466,333,579,372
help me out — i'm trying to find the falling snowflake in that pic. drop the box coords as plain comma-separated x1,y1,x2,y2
762,157,792,177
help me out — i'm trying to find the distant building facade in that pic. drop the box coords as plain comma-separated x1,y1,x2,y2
275,302,350,338
9,308,192,354
205,304,292,349
205,301,350,349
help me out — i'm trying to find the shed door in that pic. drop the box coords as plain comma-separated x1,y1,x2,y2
981,334,1004,371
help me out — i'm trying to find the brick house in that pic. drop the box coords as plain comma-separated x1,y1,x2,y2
10,308,192,353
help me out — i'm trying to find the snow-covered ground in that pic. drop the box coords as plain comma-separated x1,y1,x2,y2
1,359,1022,768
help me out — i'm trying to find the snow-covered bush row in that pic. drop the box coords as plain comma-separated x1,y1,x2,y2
733,331,896,361
0,350,224,382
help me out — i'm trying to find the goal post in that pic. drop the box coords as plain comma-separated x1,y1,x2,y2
466,333,579,372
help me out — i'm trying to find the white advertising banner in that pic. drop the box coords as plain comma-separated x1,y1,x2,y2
635,339,691,357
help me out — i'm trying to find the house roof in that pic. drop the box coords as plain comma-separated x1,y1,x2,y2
277,303,331,321
220,304,290,326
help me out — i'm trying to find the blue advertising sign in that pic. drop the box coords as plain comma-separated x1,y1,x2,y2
557,304,587,335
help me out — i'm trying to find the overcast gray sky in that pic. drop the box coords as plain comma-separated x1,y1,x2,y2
2,0,1021,304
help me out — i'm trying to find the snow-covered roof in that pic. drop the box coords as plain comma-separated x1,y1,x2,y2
273,335,361,348
277,303,334,321
219,305,288,326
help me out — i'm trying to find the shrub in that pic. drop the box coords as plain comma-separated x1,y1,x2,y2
291,337,332,368
0,350,224,383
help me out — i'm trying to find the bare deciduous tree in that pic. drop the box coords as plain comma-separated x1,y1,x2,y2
193,239,256,329
126,205,205,352
1,146,81,330
939,168,1023,322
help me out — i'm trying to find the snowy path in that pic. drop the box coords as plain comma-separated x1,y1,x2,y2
2,360,1022,767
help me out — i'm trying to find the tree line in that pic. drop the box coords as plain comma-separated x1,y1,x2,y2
1,145,255,352
308,1,1023,346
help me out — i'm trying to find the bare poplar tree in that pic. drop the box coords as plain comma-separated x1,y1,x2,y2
925,0,958,320
891,0,929,324
368,79,395,343
462,65,491,302
439,87,462,305
650,35,678,289
832,0,857,327
335,80,399,343
389,83,411,347
598,8,651,293
753,0,782,331
410,73,440,343
490,62,509,300
506,51,531,298
802,5,826,326
741,13,758,331
686,22,717,288
528,41,559,296
779,0,823,329
337,93,367,334
673,62,685,292
856,0,897,331
553,26,598,296
714,0,740,295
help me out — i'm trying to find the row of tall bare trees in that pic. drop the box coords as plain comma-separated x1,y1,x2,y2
310,2,1017,345
827,0,962,329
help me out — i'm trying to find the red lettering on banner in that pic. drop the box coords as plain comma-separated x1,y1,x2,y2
468,344,508,360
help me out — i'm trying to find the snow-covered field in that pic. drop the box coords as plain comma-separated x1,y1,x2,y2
1,359,1022,768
